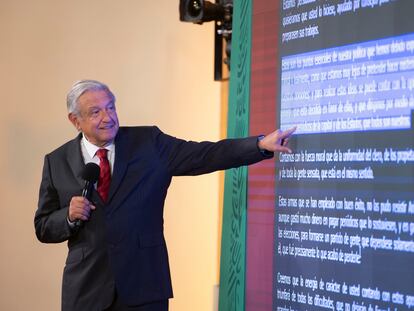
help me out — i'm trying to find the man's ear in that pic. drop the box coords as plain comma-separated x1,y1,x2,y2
68,113,81,131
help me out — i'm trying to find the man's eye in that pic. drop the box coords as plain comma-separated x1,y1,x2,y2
90,110,100,116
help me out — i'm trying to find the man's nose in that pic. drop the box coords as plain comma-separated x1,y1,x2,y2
101,109,113,121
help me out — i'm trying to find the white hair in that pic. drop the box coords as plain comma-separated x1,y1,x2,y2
66,80,116,114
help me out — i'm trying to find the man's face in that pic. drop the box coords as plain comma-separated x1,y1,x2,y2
69,89,119,147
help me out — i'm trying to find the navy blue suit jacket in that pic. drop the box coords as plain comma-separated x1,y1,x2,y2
35,126,270,310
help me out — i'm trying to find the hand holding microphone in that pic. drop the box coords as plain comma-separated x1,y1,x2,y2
68,163,100,226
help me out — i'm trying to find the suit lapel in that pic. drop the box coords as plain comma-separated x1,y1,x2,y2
66,133,102,205
66,129,136,204
107,130,129,203
66,134,86,190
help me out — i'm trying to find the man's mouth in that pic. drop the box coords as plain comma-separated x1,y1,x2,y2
100,124,115,130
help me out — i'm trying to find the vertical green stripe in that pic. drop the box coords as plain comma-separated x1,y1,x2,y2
218,0,252,310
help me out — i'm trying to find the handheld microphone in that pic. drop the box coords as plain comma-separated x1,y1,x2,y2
82,162,100,199
76,162,100,226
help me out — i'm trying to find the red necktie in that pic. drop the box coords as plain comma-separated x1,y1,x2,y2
96,149,111,202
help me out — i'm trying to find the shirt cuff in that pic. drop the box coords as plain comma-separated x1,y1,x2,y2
67,216,77,229
257,135,274,158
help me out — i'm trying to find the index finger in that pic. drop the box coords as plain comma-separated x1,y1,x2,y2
279,126,297,139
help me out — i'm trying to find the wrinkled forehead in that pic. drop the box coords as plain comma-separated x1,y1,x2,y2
78,89,115,109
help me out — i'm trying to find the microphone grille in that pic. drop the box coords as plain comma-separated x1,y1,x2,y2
82,162,100,182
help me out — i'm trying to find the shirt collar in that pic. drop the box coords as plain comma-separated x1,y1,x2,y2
81,134,115,158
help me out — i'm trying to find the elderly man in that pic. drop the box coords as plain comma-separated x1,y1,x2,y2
34,80,295,311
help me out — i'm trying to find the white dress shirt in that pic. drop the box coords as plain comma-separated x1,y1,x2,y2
67,135,115,227
81,135,115,173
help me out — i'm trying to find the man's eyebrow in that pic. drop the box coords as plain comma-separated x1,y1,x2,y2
87,106,101,110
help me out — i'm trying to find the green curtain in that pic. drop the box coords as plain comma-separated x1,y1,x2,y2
218,0,252,310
